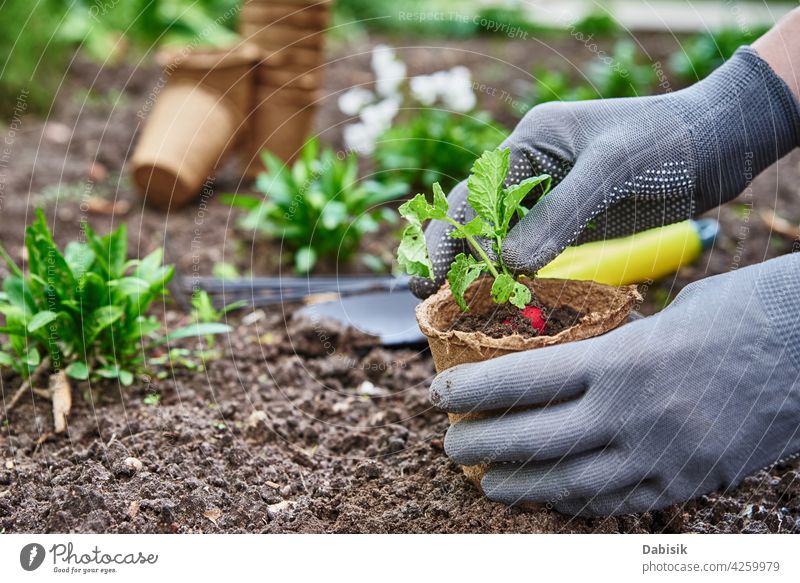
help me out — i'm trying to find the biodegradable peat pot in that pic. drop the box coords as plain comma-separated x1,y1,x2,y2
131,82,241,209
417,276,641,485
258,66,323,90
131,44,260,208
241,2,330,28
156,44,261,120
242,86,320,177
241,23,326,50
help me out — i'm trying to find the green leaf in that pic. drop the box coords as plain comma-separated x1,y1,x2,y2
398,192,448,229
321,201,348,230
509,281,532,309
212,262,240,280
86,305,124,341
65,361,89,380
0,244,23,278
0,351,14,367
448,216,493,239
500,175,551,234
64,242,95,279
446,253,486,312
397,224,434,280
490,273,516,304
28,311,58,332
107,224,128,278
491,274,531,309
119,369,134,386
25,347,41,367
294,247,317,273
431,183,449,215
96,365,121,379
467,148,509,226
3,276,35,314
158,322,233,345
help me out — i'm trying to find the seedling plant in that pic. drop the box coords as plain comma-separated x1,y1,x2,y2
398,148,551,324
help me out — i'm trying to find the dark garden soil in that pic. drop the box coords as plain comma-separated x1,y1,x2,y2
451,298,583,339
2,34,800,533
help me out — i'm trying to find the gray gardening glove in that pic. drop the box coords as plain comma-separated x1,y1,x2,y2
430,253,800,515
410,46,800,299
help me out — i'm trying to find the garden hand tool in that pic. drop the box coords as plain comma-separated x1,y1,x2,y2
410,46,800,299
431,252,800,515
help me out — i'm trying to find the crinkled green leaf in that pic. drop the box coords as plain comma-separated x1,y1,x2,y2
397,224,434,280
466,148,509,226
448,216,493,239
492,274,532,309
398,192,448,229
447,253,486,311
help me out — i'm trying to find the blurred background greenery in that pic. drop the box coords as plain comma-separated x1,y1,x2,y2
0,0,778,120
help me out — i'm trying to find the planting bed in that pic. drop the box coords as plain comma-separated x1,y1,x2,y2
2,34,800,533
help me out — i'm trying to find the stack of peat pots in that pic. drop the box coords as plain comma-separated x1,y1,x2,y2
239,0,331,177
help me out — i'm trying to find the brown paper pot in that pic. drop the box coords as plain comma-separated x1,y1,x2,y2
258,66,322,90
260,45,323,69
241,22,325,50
131,83,240,209
242,3,330,28
416,276,641,486
156,43,260,118
242,85,319,177
244,0,333,9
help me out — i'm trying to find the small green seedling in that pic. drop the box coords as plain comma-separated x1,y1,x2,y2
397,148,550,312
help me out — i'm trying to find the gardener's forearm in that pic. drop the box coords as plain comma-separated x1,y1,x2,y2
753,7,800,100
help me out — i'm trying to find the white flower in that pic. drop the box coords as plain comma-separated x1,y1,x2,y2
410,67,476,111
410,74,438,106
343,122,379,155
338,87,374,116
443,85,477,112
371,44,406,98
371,44,397,72
360,97,400,133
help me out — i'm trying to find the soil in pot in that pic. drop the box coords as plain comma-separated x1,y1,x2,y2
451,296,585,339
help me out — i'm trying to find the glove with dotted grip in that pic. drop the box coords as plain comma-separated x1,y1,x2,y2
410,46,800,299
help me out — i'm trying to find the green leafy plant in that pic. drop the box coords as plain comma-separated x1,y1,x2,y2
375,109,508,193
528,40,657,109
224,139,407,273
669,26,769,83
397,148,550,310
0,210,230,386
190,290,244,349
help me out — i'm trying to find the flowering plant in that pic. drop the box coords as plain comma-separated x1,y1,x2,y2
338,45,506,191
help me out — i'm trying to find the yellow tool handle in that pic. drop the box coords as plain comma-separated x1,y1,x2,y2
538,221,703,286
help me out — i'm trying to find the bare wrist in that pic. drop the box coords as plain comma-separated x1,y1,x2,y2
753,7,800,100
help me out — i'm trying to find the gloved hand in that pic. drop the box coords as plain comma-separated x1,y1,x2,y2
430,253,800,515
410,46,800,299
